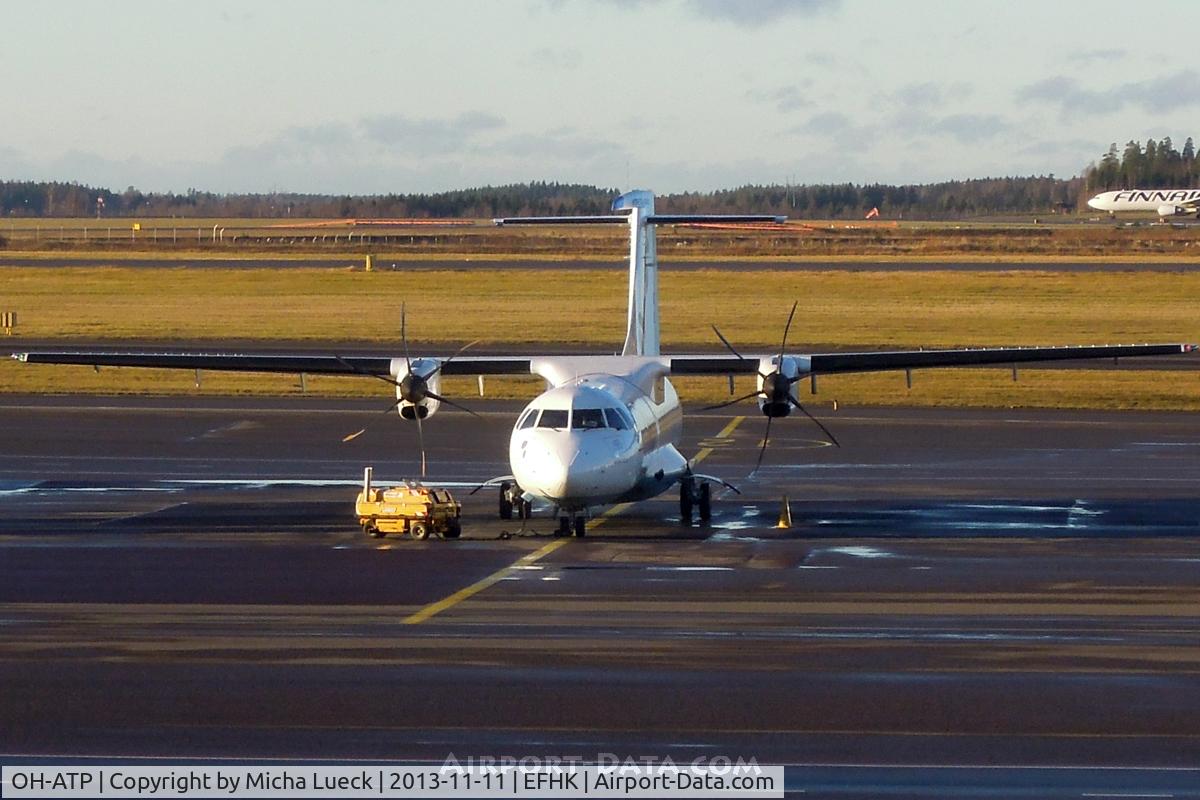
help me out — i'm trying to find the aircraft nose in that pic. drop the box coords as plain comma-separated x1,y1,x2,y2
514,432,635,501
1087,195,1107,211
516,434,576,499
560,451,629,498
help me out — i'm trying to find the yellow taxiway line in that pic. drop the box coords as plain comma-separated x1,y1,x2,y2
401,415,747,625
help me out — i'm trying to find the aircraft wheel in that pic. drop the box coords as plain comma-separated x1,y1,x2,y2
680,480,694,524
573,517,586,538
499,482,514,520
556,517,571,537
410,522,429,541
698,482,712,521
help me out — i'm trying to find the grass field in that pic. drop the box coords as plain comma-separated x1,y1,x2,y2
3,266,1197,344
2,265,1198,409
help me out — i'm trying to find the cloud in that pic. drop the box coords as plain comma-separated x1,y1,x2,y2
787,111,877,143
1064,48,1127,65
684,0,839,26
802,51,838,67
928,113,1009,143
886,103,1006,144
359,112,505,156
746,84,815,112
0,109,638,195
487,127,628,161
0,146,34,178
1018,138,1099,160
523,47,582,69
1017,71,1200,115
541,0,839,28
787,103,1005,150
893,81,972,109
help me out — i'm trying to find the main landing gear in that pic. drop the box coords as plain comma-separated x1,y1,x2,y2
679,476,711,525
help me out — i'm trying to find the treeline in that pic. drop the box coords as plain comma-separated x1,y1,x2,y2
667,176,1081,218
0,178,1086,220
1,137,1195,220
0,181,620,220
1084,137,1199,191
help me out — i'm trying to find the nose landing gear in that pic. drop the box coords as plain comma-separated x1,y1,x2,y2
498,481,533,520
555,515,587,537
679,477,712,525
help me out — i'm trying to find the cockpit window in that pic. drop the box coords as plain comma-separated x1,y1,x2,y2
518,409,539,429
537,409,569,429
572,408,606,430
604,407,630,430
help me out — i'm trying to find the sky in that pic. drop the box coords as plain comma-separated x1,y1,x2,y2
2,0,1197,195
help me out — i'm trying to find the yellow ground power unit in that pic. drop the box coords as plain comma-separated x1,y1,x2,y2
354,467,462,540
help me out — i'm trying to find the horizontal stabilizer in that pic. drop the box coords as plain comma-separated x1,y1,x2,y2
647,214,786,225
493,213,787,226
492,215,627,226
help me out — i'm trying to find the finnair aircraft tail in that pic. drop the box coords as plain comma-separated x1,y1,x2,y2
1087,189,1200,219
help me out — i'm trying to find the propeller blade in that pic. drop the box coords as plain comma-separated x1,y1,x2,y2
779,300,799,365
702,391,763,411
414,407,427,479
334,355,403,389
711,324,746,360
750,414,774,477
788,395,841,448
427,338,480,378
425,390,482,418
401,303,412,374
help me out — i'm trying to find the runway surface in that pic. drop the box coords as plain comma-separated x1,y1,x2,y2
1,396,1199,798
6,254,1200,272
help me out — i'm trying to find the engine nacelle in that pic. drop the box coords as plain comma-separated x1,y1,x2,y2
757,355,801,418
390,357,442,420
1158,204,1186,218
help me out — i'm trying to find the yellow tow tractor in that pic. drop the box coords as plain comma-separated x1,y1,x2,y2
355,467,462,540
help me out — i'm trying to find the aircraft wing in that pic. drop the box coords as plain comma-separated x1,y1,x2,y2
805,343,1196,374
669,343,1197,376
15,343,1196,380
12,350,534,376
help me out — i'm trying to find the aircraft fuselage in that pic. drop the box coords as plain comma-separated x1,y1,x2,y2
1087,189,1200,216
509,368,687,514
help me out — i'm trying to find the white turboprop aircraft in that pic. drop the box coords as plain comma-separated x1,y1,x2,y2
13,190,1199,536
1087,188,1200,220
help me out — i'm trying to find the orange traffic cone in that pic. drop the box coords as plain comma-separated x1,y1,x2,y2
776,495,792,529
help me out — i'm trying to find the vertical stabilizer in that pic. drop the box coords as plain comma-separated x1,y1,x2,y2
492,195,783,358
614,190,659,356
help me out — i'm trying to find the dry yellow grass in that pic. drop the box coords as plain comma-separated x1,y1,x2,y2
3,266,1197,344
2,265,1198,409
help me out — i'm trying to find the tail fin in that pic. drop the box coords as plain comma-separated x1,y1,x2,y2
493,195,785,358
613,190,659,356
